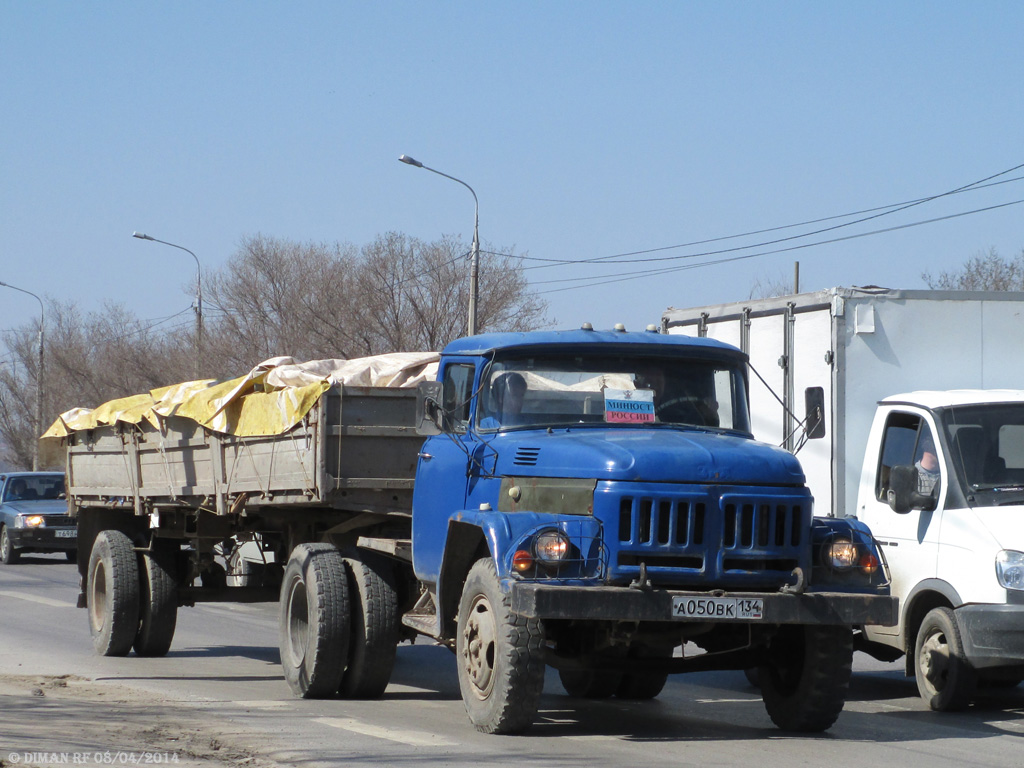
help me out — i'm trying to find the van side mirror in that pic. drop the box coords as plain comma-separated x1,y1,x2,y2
415,381,444,436
804,387,826,440
887,464,937,514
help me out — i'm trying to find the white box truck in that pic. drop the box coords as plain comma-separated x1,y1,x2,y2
663,287,1024,710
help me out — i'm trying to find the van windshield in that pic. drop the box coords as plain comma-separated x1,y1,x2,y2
942,404,1024,503
476,352,749,433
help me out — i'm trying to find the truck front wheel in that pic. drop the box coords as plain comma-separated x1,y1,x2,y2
87,530,140,657
760,625,853,732
915,606,976,711
456,558,546,734
279,544,350,699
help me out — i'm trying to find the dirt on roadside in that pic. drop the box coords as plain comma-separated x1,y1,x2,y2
0,675,277,768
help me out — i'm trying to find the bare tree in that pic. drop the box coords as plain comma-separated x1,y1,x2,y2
748,270,796,300
922,248,1024,291
0,231,549,468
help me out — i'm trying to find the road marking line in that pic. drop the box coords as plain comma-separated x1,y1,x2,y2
315,717,458,747
0,590,76,608
565,734,622,742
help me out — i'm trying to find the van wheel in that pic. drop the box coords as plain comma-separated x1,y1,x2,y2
0,525,20,564
760,625,853,732
279,544,350,698
456,558,546,734
133,543,178,657
338,552,399,699
915,607,975,711
87,531,140,656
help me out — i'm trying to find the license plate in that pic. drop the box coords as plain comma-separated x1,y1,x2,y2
672,596,763,620
55,529,76,538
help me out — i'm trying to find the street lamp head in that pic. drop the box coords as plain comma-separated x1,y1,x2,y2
398,154,423,168
132,231,155,241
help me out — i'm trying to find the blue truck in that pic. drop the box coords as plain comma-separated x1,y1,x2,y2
63,327,896,734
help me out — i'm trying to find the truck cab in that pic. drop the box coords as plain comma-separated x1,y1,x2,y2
410,327,894,733
856,390,1024,709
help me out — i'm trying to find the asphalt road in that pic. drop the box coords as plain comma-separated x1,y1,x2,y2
1,555,1023,768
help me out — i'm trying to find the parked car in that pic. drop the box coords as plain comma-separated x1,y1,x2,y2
0,472,76,564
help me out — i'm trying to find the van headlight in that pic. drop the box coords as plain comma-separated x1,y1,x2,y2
996,550,1024,591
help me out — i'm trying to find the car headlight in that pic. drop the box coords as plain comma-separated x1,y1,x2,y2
822,536,858,571
534,530,570,565
996,550,1024,591
15,515,45,528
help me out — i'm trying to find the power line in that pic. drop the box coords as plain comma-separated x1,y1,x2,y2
533,197,1024,295
521,162,1024,269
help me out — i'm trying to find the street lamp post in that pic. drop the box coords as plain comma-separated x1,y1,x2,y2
132,232,203,378
0,281,44,470
398,154,481,336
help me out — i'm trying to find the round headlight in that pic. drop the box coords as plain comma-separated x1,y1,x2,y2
534,530,570,565
823,536,858,571
996,550,1024,591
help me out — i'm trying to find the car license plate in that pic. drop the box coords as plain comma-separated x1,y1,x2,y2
672,596,763,620
55,529,76,538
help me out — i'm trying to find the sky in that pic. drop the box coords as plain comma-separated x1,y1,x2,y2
2,2,1022,347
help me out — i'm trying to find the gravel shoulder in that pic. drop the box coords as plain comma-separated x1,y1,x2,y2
0,674,278,768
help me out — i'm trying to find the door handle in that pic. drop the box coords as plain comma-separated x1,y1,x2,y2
418,452,433,461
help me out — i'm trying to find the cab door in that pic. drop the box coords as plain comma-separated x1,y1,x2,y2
858,407,945,640
411,360,477,584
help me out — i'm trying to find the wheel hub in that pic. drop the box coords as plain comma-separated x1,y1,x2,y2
919,629,950,690
463,594,498,699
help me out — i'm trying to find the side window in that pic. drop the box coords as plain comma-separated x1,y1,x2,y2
876,412,936,501
441,364,475,433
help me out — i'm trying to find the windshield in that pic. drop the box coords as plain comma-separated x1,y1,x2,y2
941,403,1024,502
2,474,65,502
476,352,749,433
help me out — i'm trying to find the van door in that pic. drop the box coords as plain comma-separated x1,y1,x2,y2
859,408,945,640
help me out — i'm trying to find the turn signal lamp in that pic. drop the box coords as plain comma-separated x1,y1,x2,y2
512,549,534,572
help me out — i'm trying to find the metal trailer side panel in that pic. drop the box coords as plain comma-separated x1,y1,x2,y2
67,385,421,516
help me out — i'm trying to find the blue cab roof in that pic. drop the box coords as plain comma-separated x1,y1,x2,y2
441,328,744,358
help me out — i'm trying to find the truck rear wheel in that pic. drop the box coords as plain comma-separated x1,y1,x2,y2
559,669,623,698
87,530,140,657
338,552,399,699
133,544,178,657
456,558,545,734
760,625,853,732
616,644,672,700
279,544,350,699
915,606,976,711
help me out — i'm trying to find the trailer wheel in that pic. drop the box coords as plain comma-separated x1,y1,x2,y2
87,530,140,657
559,669,623,699
133,543,178,657
456,558,546,734
0,525,20,564
915,606,976,711
339,552,399,699
279,544,350,699
760,625,853,732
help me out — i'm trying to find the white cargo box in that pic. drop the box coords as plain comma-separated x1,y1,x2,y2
663,287,1024,518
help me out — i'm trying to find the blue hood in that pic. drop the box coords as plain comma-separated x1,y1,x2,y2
491,427,805,486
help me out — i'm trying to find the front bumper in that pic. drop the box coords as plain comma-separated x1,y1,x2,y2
511,583,898,626
8,527,77,552
956,603,1024,670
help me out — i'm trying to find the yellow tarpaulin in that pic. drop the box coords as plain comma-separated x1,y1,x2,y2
41,352,438,440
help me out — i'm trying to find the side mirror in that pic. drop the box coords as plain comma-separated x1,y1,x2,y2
804,387,826,440
887,464,937,514
415,381,444,436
